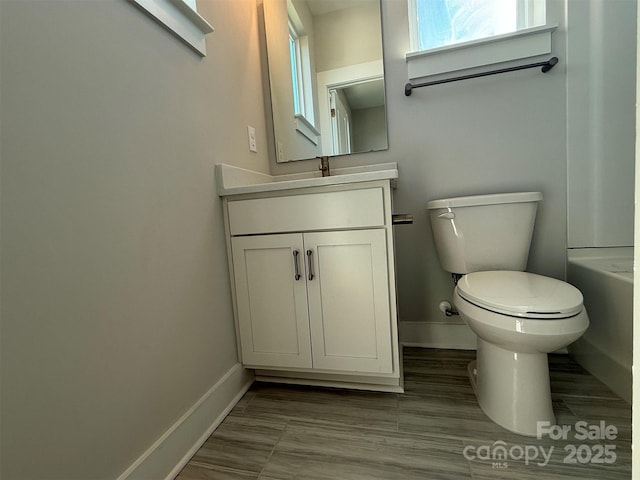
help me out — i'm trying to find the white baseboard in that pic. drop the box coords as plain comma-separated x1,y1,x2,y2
400,321,477,349
116,363,254,480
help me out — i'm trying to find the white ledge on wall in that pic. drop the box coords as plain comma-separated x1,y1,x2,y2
406,24,557,81
133,0,214,56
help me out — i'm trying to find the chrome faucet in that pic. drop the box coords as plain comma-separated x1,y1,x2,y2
318,156,330,177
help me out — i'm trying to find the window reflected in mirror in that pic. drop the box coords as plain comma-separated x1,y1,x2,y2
263,0,388,162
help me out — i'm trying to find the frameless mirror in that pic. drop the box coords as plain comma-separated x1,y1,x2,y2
263,0,388,162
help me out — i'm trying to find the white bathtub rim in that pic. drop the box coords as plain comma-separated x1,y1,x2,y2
568,247,634,284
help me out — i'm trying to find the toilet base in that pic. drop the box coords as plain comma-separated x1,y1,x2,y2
469,339,555,437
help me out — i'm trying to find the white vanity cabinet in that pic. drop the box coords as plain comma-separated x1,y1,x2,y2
219,167,401,392
232,228,392,374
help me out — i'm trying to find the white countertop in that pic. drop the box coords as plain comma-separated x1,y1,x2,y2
215,162,398,196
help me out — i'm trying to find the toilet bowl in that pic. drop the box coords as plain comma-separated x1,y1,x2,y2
426,192,589,436
453,271,589,436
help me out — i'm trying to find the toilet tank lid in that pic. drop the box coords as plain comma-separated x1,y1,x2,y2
426,192,543,210
457,271,584,319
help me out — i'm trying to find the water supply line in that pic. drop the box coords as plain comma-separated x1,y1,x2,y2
440,274,462,316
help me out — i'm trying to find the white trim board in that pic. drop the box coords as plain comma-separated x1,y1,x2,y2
133,0,214,56
317,60,384,155
400,321,477,350
116,363,254,480
406,25,557,80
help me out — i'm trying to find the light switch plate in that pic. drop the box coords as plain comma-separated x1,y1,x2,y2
247,126,257,153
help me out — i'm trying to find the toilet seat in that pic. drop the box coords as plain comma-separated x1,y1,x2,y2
457,271,583,319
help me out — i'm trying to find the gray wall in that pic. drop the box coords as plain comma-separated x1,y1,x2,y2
0,0,269,478
273,0,569,336
313,1,383,72
352,105,387,152
566,0,636,248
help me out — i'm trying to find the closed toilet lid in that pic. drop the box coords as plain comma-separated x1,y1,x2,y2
457,271,583,319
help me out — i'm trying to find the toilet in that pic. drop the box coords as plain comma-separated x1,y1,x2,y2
426,192,589,436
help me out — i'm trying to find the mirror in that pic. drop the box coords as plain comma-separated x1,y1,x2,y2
263,0,388,162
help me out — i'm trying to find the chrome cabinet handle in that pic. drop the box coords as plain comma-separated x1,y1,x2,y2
292,250,301,281
306,249,314,281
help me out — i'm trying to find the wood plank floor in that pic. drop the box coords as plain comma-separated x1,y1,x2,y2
176,348,631,480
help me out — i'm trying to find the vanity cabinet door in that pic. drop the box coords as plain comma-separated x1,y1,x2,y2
231,234,312,369
304,229,393,374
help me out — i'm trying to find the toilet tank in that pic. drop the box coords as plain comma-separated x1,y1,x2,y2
426,192,543,274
